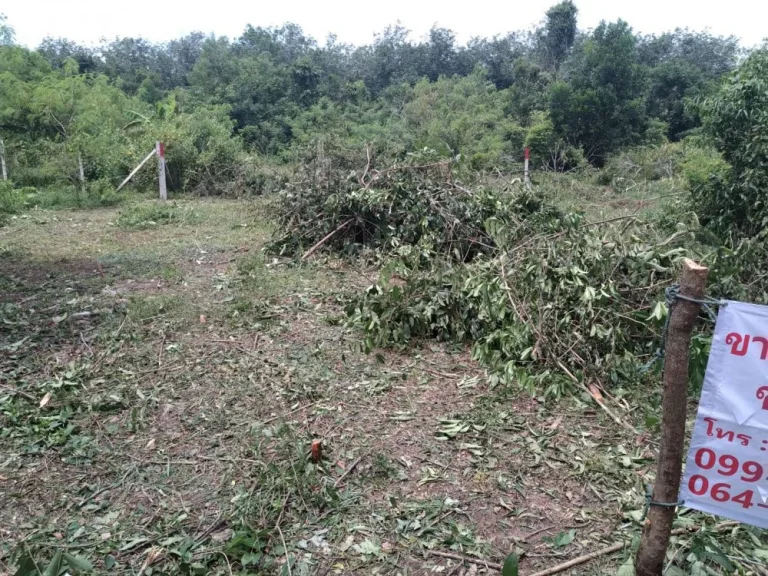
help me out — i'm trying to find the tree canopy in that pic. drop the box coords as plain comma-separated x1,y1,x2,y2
0,3,752,200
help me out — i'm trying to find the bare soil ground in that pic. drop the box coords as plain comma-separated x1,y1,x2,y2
0,200,667,575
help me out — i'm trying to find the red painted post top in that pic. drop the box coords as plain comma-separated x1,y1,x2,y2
524,147,530,160
158,142,165,158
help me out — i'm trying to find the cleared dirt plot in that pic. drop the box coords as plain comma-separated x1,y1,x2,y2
3,2,768,573
2,199,764,576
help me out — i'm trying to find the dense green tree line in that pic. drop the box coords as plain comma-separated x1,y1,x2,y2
0,2,749,202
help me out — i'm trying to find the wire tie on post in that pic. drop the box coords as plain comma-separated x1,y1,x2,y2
641,484,685,521
638,285,726,373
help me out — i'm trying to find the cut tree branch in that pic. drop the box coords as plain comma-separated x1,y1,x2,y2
301,218,353,260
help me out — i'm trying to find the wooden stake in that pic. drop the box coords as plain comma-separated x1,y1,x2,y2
0,138,7,181
157,141,167,201
310,439,322,463
635,258,709,576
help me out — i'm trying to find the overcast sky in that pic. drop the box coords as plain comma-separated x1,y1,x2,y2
4,0,767,49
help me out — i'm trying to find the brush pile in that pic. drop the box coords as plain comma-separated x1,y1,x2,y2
268,145,720,394
268,146,555,261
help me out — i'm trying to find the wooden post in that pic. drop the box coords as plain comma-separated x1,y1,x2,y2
524,147,531,189
78,153,86,195
1,138,7,181
156,141,167,201
635,258,709,576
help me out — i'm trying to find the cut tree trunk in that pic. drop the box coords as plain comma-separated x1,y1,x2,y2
635,259,709,576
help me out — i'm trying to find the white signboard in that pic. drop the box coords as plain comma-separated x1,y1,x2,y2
680,300,768,528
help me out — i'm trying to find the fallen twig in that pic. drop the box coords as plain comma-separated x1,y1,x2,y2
528,542,625,576
422,367,460,379
522,525,556,542
137,547,163,576
77,466,135,508
0,385,36,402
261,401,321,425
334,451,369,488
302,218,353,260
427,550,502,571
275,493,292,576
556,360,640,436
528,524,729,576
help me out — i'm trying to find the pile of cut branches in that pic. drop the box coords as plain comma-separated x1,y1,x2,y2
268,146,553,261
347,207,698,395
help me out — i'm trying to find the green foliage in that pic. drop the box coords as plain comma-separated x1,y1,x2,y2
505,58,551,125
268,146,544,260
402,71,523,168
348,196,692,393
682,146,731,230
290,71,525,169
697,49,768,236
240,154,293,195
1,7,745,199
116,201,199,229
525,112,585,171
525,112,556,168
288,91,409,160
0,13,15,46
599,141,699,186
13,550,93,575
646,61,703,140
0,180,25,216
705,233,768,305
549,20,648,164
502,552,519,576
540,1,578,74
153,104,244,195
0,40,242,212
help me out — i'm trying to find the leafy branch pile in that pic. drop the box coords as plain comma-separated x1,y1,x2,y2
268,146,555,261
347,205,697,395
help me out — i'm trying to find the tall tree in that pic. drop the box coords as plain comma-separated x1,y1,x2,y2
637,29,739,80
100,37,158,95
549,20,647,164
351,25,419,95
0,13,14,46
417,27,469,81
37,38,99,74
155,32,207,89
465,32,535,89
541,0,578,76
638,30,739,140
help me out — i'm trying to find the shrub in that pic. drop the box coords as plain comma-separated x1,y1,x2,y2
21,181,123,210
0,181,26,215
681,146,731,228
596,141,718,189
525,112,585,172
240,155,292,196
87,178,121,207
525,112,557,169
116,201,199,229
698,49,768,235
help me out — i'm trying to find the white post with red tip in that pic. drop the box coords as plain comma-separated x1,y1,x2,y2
156,141,167,201
524,147,531,189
